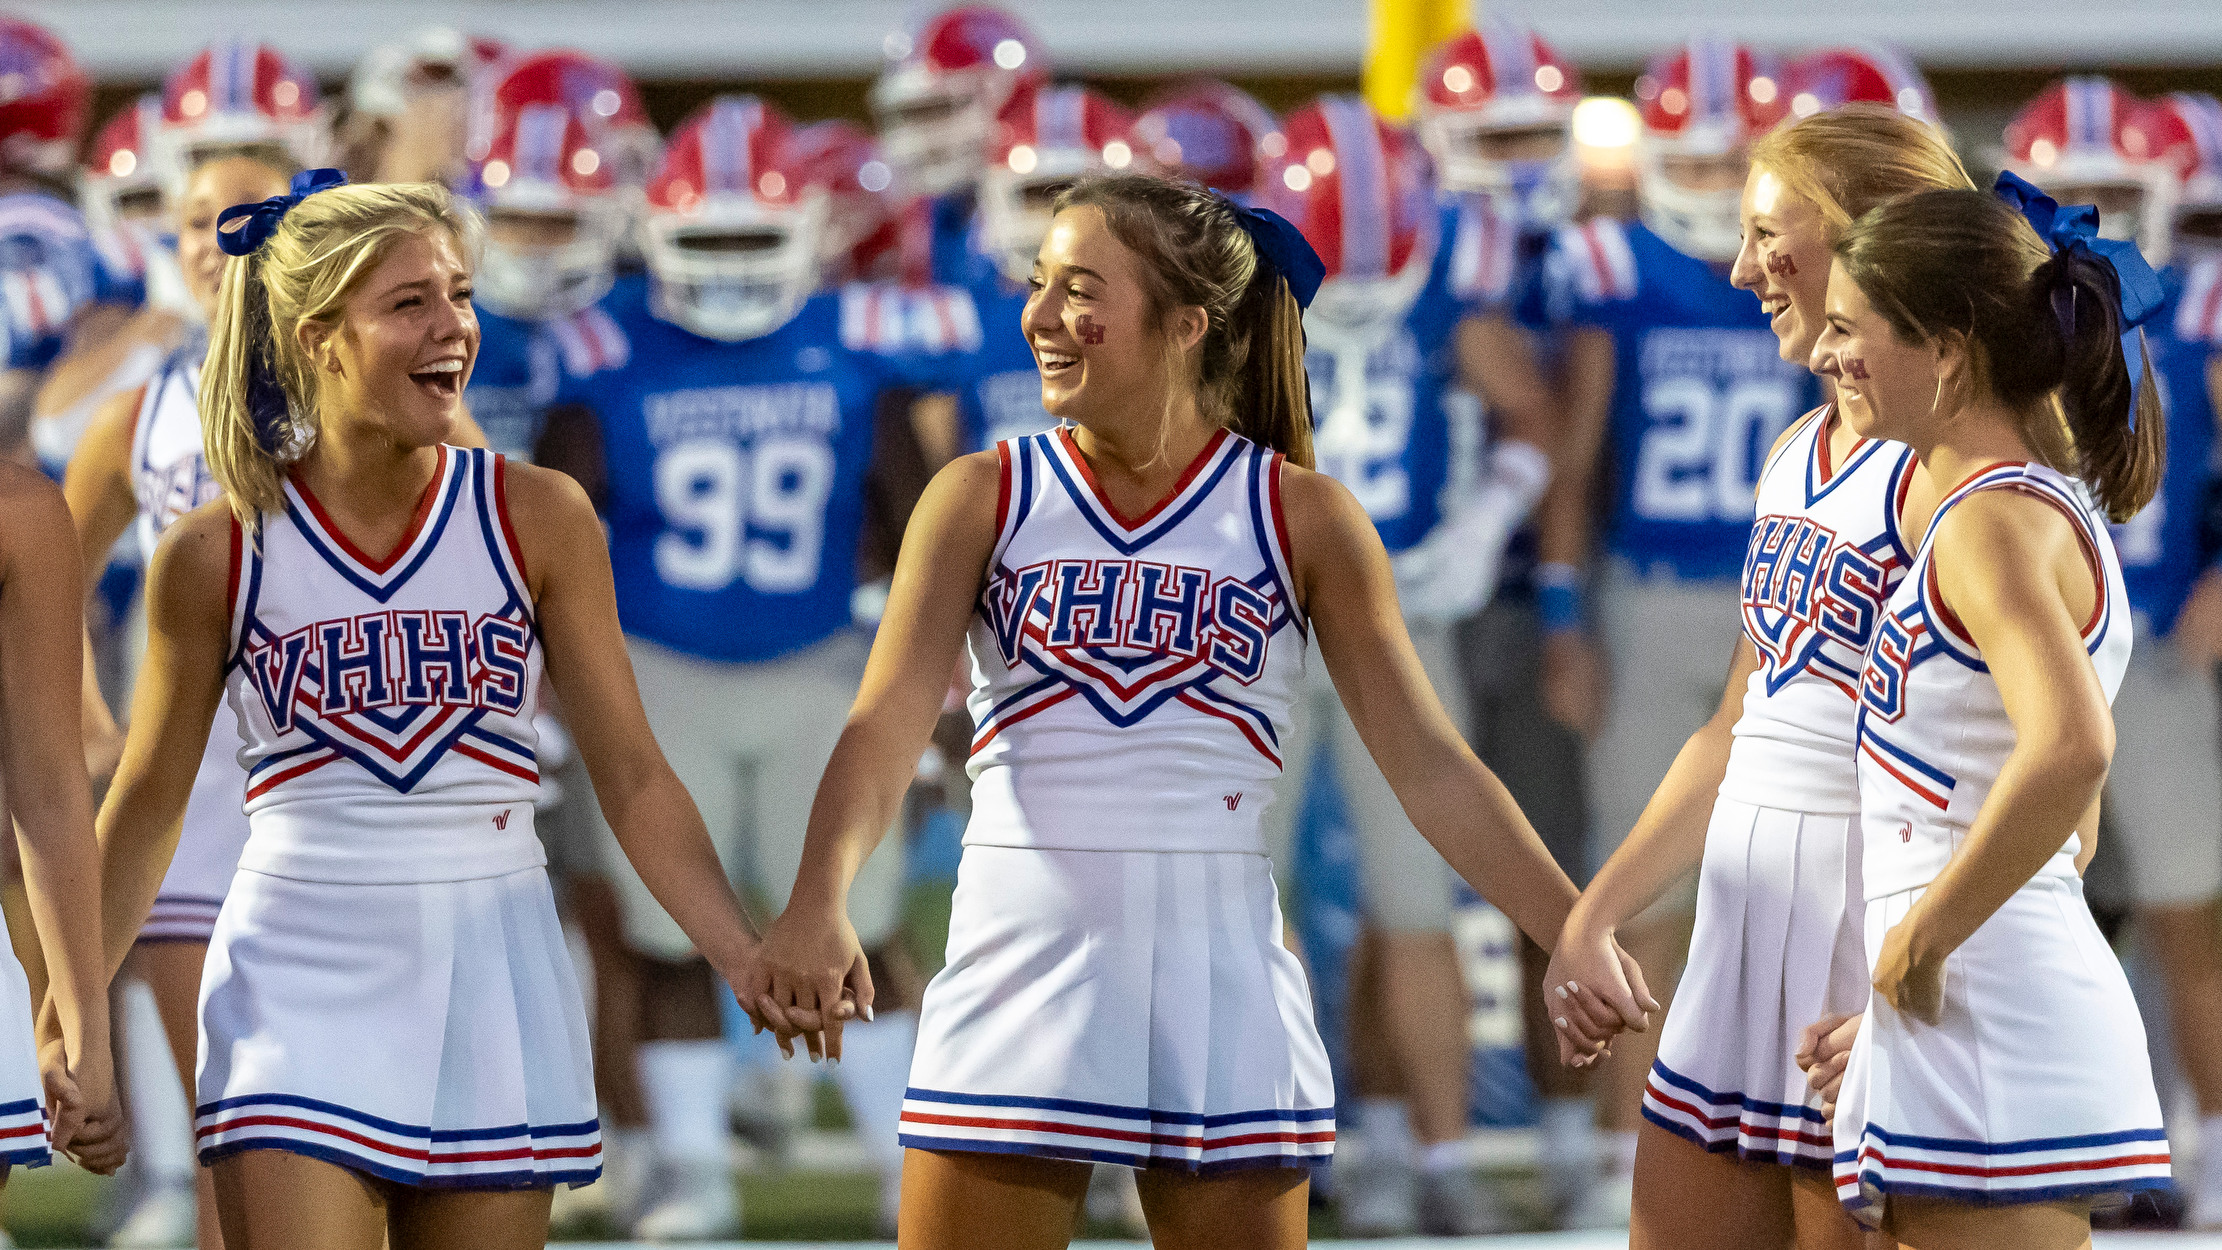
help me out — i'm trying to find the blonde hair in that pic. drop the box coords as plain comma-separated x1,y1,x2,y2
1749,104,1974,234
200,180,482,524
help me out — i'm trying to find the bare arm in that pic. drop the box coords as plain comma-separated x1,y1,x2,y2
744,451,1001,1056
0,465,115,1162
1871,493,2115,1023
509,463,757,973
1283,465,1586,951
31,305,169,430
1534,327,1617,737
87,504,231,982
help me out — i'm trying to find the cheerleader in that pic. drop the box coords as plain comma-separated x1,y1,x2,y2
740,173,1637,1249
84,173,758,1248
0,462,116,1179
1546,104,1967,1248
1816,181,2169,1243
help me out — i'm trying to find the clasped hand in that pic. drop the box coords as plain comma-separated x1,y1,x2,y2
727,901,870,1063
1539,925,1660,1067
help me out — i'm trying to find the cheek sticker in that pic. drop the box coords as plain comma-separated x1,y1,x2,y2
1846,358,1870,380
1766,251,1799,276
1076,315,1106,346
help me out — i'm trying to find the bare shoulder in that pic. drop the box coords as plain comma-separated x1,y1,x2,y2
1276,460,1371,545
0,459,72,560
496,457,597,529
149,500,238,586
1928,486,2084,617
916,448,1004,531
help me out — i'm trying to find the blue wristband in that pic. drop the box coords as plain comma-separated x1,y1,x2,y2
1535,562,1587,634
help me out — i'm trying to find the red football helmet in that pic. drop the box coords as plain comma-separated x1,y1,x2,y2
159,41,327,183
870,5,1048,197
2003,77,2174,259
0,17,87,178
469,103,623,319
1260,95,1437,331
1784,46,1936,122
644,96,826,341
1133,80,1283,199
473,50,657,190
351,28,509,120
82,95,169,235
787,119,900,285
980,82,1140,283
2137,92,2222,261
1413,15,1582,223
1634,36,1789,260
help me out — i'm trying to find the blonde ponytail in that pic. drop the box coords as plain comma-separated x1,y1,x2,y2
200,180,482,526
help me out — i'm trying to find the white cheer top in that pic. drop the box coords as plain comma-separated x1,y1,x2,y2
1721,405,1917,814
964,427,1308,854
223,445,545,883
1855,460,2130,899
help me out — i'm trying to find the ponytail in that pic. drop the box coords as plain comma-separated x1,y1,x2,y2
2025,248,2165,520
1836,188,2166,521
200,180,482,527
1054,174,1316,468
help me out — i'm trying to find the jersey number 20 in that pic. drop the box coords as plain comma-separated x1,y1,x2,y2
653,436,835,594
1634,377,1798,522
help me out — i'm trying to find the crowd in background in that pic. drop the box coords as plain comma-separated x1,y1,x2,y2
0,4,2216,1243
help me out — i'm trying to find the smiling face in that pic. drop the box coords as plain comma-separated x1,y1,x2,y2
1811,256,1947,443
300,229,478,449
177,155,295,317
1731,166,1835,364
1022,204,1204,429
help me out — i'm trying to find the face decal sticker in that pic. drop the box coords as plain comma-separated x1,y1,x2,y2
1076,314,1106,346
1766,251,1799,277
1846,357,1870,380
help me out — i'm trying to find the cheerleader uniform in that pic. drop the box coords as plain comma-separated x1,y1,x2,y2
1832,461,2168,1222
195,446,599,1189
901,428,1335,1173
127,345,252,942
1642,405,1914,1169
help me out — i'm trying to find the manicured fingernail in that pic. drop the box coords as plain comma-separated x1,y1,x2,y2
1567,982,1580,994
863,1005,874,1022
1554,1016,1568,1029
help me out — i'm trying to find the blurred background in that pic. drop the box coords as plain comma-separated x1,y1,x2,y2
5,1,2222,1246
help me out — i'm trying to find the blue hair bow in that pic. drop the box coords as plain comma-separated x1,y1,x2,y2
1991,170,2164,331
217,167,348,257
1232,204,1326,311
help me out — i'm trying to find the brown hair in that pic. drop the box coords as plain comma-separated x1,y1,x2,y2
1836,188,2164,520
1052,174,1313,468
202,181,481,524
1749,104,1973,233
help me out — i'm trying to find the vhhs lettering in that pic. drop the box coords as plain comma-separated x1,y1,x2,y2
244,610,532,732
983,558,1280,683
1743,514,1891,650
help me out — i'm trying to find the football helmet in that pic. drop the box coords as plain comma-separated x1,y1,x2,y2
1133,79,1284,199
1413,15,1582,225
1635,36,1788,261
1261,95,1438,341
980,82,1141,284
787,119,901,285
2002,76,2173,258
474,50,658,191
869,5,1047,197
2138,91,2222,262
468,102,622,319
643,96,826,342
1784,45,1936,121
159,41,327,183
82,95,169,239
0,17,88,179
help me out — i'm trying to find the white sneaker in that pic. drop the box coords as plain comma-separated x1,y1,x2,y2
1557,1170,1634,1230
1335,1153,1418,1236
631,1159,741,1242
1417,1167,1514,1235
107,1181,197,1248
1084,1164,1148,1235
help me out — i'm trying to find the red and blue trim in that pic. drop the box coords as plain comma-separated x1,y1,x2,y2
196,1092,600,1190
899,1087,1333,1174
1833,1121,2170,1224
1642,1060,1832,1170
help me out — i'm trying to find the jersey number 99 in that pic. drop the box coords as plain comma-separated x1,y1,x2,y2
652,437,835,594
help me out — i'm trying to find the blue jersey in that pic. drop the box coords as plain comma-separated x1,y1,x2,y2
464,304,561,460
2115,259,2222,635
554,275,931,663
1549,218,1821,581
916,189,996,289
946,274,1056,450
1305,197,1513,555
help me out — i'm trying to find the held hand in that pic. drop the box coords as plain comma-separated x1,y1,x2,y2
2173,567,2222,667
1541,924,1661,1067
1794,1012,1862,1120
749,902,873,1064
1870,918,1946,1026
1540,630,1606,741
40,1039,124,1175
